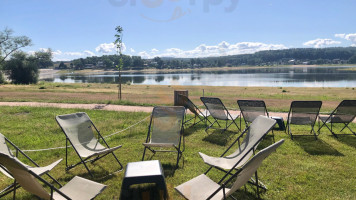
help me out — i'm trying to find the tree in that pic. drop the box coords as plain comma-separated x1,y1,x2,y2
0,27,32,66
58,61,68,69
35,48,53,68
132,56,144,69
114,26,124,100
154,57,164,69
4,51,39,84
348,54,356,64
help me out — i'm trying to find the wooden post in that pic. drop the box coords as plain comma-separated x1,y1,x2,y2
174,90,188,106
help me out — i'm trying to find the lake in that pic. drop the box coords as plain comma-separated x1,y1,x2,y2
42,66,356,87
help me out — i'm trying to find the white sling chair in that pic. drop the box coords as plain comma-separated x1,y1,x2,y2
199,116,276,185
0,133,62,198
175,139,284,200
0,151,106,200
56,112,123,177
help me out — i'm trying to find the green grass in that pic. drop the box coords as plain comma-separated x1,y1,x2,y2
0,106,356,199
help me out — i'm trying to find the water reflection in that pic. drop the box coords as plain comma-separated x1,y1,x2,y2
43,66,356,87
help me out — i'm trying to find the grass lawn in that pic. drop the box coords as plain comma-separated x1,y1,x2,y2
0,82,355,112
0,106,356,199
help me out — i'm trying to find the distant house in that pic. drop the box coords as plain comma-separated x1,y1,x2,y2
85,64,94,69
332,59,341,64
97,61,105,68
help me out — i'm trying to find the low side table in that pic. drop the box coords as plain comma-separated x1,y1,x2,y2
271,116,286,131
120,160,168,200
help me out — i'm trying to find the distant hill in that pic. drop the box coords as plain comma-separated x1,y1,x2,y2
64,47,356,70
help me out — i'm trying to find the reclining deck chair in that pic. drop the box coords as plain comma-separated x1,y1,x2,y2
200,97,241,133
175,139,284,200
199,116,276,188
142,106,185,168
0,133,62,198
237,100,275,141
285,101,322,140
0,152,106,200
177,94,211,127
318,100,356,137
56,112,123,177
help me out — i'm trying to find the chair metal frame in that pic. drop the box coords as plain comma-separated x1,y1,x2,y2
175,140,284,200
203,116,276,191
0,152,106,200
142,106,186,168
56,113,123,177
237,100,275,142
285,101,322,140
177,94,212,127
317,100,356,137
0,135,61,199
200,97,241,134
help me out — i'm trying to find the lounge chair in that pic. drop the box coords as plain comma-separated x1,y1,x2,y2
55,112,123,177
318,100,356,137
200,97,241,133
285,101,322,140
0,152,106,200
199,116,276,186
142,106,185,168
177,94,211,127
237,100,275,141
175,139,285,200
0,133,62,198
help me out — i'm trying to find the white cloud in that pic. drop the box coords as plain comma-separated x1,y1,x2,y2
130,48,135,53
84,50,95,56
151,48,159,54
138,51,150,58
40,49,96,61
335,34,346,39
52,50,62,56
95,42,126,53
95,43,116,53
138,41,287,59
303,38,341,48
335,33,356,47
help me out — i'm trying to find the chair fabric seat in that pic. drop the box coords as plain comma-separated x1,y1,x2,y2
199,151,250,170
77,144,122,158
53,176,106,200
199,116,276,171
175,174,227,200
28,159,62,177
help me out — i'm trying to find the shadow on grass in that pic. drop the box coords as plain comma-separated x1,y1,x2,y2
203,130,236,146
293,137,344,156
120,184,165,200
183,123,206,137
162,163,177,178
257,134,274,150
331,134,356,149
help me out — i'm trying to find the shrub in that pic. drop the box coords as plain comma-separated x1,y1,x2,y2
4,51,39,84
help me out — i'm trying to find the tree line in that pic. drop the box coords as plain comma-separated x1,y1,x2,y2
68,47,356,71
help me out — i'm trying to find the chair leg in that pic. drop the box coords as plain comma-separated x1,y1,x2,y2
12,180,16,200
111,152,124,171
176,151,180,168
142,147,147,161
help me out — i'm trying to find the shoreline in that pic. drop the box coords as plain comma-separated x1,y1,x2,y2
40,64,356,78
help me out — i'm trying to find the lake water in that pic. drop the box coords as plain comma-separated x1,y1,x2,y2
42,66,356,87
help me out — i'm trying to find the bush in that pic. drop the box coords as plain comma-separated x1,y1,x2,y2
4,51,39,84
0,71,5,84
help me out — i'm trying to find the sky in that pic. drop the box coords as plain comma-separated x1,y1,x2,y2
1,0,356,61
